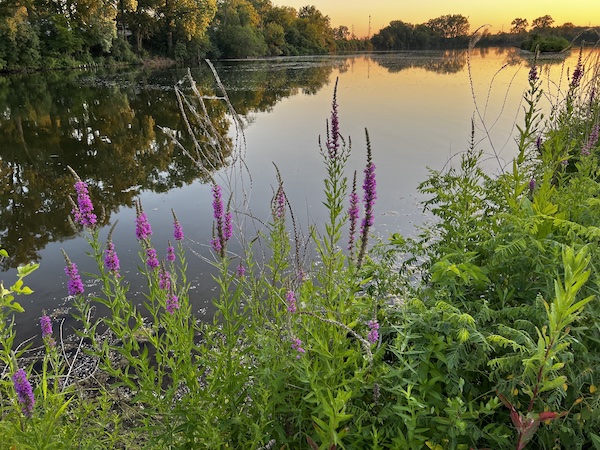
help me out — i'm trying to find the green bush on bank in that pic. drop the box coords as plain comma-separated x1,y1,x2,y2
0,50,599,449
521,34,571,52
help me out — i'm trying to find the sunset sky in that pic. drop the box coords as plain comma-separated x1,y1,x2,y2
271,1,600,38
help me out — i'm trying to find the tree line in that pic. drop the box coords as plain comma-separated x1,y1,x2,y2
371,14,598,51
0,2,597,71
0,0,371,71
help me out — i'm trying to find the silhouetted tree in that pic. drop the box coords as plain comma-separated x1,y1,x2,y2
510,18,528,34
532,15,554,31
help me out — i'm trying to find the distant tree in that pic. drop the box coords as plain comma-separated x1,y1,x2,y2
510,18,528,34
211,0,266,58
531,15,554,30
295,5,334,53
426,14,470,39
333,25,350,41
0,5,41,69
264,21,285,55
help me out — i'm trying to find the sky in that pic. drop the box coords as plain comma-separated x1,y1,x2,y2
271,0,600,38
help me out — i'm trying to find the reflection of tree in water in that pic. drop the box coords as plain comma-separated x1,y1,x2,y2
213,58,345,110
371,50,467,74
0,60,335,268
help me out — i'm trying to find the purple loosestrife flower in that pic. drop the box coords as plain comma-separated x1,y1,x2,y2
291,338,305,359
104,241,120,277
326,78,340,159
40,315,52,339
135,200,152,241
236,263,245,277
571,51,584,89
40,314,55,347
159,267,171,291
361,161,377,229
528,65,538,83
367,320,380,344
72,181,97,228
357,131,376,268
529,178,536,193
210,237,222,254
12,369,34,418
348,171,360,253
172,209,184,241
286,290,297,313
535,136,543,152
63,251,84,296
166,293,180,314
272,185,286,220
582,124,599,156
166,244,176,262
212,184,224,221
146,247,159,269
211,184,226,256
224,211,233,241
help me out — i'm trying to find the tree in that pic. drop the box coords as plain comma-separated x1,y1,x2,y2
510,18,528,34
333,25,350,41
211,0,266,58
426,14,469,39
295,5,334,53
531,15,554,30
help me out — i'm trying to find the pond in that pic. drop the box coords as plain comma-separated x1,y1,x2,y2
0,46,594,340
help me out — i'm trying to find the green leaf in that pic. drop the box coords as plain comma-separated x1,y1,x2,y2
0,249,8,257
539,375,567,393
10,301,24,313
590,433,600,450
17,263,39,277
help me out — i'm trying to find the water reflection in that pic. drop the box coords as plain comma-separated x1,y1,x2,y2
370,50,467,74
369,46,572,76
0,60,337,268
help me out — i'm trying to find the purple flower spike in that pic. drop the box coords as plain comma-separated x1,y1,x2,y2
166,293,180,314
361,162,377,230
571,51,584,89
210,237,222,254
367,320,379,344
528,65,538,83
12,369,35,418
212,184,224,221
73,181,97,228
166,244,176,262
40,315,52,339
273,186,285,220
40,315,55,347
210,184,232,257
172,209,184,241
159,268,171,291
135,212,152,241
104,241,120,276
145,247,159,269
582,124,599,156
236,263,245,277
529,178,536,193
326,78,340,159
224,211,233,241
63,253,84,296
286,290,297,313
291,338,305,358
357,132,376,268
348,171,360,252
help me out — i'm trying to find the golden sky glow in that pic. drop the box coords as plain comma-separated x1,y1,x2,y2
271,1,600,38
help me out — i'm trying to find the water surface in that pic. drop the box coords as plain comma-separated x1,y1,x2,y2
0,47,594,339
